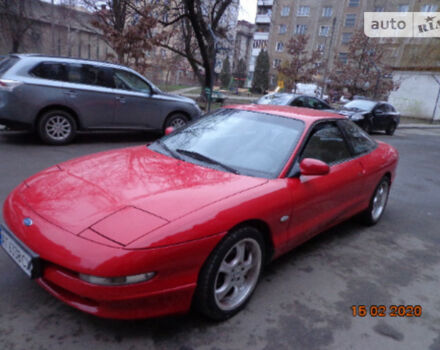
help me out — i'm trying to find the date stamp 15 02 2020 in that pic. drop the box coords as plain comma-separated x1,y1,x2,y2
351,305,422,317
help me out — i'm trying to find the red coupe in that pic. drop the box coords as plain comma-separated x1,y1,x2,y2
0,105,398,320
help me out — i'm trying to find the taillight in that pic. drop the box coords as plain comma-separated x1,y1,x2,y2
0,79,23,91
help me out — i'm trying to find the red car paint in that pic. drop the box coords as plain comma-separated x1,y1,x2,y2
2,105,398,319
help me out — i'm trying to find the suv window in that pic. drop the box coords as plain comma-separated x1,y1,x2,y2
64,63,115,88
31,62,67,81
338,120,376,155
301,122,351,164
113,69,151,94
0,56,19,75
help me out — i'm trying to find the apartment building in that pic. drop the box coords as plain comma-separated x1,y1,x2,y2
250,0,440,90
0,0,111,60
233,20,254,73
247,0,274,86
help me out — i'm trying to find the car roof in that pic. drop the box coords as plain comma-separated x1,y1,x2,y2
225,104,345,124
9,54,129,70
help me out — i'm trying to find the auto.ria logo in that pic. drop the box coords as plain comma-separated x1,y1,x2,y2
364,12,440,37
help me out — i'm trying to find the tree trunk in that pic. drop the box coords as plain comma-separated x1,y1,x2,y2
12,39,20,53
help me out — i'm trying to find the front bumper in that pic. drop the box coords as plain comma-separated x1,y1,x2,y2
2,188,225,319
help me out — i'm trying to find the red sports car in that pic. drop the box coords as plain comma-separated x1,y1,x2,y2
0,105,398,320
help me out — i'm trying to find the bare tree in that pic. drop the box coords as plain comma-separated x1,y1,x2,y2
328,30,396,99
82,0,161,71
0,0,35,52
277,35,322,92
132,0,236,94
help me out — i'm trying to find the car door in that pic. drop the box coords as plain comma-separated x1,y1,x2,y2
62,63,116,129
371,103,390,130
112,69,164,129
284,121,366,250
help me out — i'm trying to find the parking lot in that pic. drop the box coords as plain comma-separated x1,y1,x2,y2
0,127,440,350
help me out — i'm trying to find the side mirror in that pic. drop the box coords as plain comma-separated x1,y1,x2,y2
164,127,175,135
300,158,330,176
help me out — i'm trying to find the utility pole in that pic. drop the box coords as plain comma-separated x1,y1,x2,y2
51,0,55,55
321,17,336,99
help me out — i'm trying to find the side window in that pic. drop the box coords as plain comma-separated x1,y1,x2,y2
374,104,387,114
301,123,351,164
307,97,324,109
113,69,151,94
31,62,66,81
291,96,306,107
65,63,84,84
338,120,376,155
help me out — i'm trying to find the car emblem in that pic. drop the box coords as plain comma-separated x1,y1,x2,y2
23,218,33,227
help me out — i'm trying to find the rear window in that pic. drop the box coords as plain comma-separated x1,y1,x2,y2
31,62,67,81
0,56,20,75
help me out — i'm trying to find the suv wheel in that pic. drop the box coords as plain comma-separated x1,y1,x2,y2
164,113,188,131
38,110,77,145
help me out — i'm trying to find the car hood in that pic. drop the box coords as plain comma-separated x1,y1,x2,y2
18,146,267,238
159,92,196,104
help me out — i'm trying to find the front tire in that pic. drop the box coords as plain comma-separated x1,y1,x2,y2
361,176,390,226
386,122,397,136
164,113,188,132
194,226,264,321
37,110,77,145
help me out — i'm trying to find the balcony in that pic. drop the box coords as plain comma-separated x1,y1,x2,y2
257,0,274,6
253,32,269,40
255,14,271,23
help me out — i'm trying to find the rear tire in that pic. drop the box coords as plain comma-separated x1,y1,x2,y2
194,226,265,321
37,110,77,145
360,176,390,226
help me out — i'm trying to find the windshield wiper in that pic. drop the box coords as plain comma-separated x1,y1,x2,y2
157,140,182,160
176,149,240,174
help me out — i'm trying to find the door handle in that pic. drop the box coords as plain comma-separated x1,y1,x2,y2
116,96,126,104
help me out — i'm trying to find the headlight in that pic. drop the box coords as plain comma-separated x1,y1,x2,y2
79,272,155,286
350,113,365,121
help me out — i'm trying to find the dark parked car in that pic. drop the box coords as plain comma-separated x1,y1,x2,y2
338,100,400,135
255,93,333,111
0,54,202,144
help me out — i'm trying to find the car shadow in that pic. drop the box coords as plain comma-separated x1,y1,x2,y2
0,130,161,145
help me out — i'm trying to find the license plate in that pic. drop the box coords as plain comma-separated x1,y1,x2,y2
0,224,41,278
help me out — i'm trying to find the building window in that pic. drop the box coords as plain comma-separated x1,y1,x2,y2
341,32,353,44
295,24,308,34
421,4,438,12
297,6,310,17
398,4,409,12
322,7,332,17
281,6,290,17
276,42,284,52
339,53,348,64
273,59,281,68
345,14,356,27
279,24,287,34
317,43,325,52
374,7,384,12
348,0,360,7
319,25,330,37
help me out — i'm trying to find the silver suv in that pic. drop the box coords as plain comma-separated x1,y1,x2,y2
0,54,202,144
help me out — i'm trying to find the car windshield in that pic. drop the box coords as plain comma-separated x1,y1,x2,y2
149,109,304,178
257,94,293,105
343,100,376,112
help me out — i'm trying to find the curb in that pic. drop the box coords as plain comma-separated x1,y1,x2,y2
398,124,440,129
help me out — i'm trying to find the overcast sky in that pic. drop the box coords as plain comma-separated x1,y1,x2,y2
238,0,257,23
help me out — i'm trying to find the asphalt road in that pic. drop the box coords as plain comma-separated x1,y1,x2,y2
0,128,439,350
